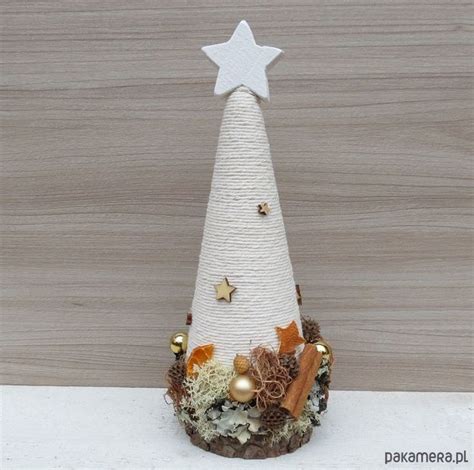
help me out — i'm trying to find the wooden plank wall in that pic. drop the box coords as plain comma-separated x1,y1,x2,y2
2,0,472,391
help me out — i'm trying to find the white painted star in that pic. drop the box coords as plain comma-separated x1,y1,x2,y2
202,20,283,101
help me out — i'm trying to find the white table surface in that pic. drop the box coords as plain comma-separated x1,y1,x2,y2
2,386,472,470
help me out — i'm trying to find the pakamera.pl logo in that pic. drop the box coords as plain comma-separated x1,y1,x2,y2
385,451,469,465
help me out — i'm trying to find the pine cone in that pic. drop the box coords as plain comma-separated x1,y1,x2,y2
167,356,186,387
261,406,290,430
301,316,321,343
279,353,299,379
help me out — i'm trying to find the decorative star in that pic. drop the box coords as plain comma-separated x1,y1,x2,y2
202,20,283,100
276,320,305,354
215,277,237,302
257,202,271,215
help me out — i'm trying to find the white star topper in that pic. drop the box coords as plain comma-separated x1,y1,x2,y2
202,20,283,101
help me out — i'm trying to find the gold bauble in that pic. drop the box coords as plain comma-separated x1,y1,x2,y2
229,375,256,403
314,339,333,363
233,354,250,374
170,332,188,355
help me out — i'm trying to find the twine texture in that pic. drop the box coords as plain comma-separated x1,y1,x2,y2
187,87,302,365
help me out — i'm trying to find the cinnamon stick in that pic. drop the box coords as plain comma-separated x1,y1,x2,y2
281,344,322,418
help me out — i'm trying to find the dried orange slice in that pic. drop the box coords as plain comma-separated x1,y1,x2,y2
186,344,214,377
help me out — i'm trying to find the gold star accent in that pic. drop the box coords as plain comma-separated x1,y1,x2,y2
215,277,237,302
276,320,305,354
257,202,271,215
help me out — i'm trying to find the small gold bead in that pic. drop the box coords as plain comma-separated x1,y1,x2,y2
170,332,188,355
314,339,333,363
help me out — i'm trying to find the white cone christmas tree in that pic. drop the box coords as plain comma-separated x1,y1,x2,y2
187,84,302,365
166,22,333,459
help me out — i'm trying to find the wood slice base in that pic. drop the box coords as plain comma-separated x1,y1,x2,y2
185,425,313,459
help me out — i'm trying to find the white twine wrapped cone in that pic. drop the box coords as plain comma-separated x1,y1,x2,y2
187,86,302,366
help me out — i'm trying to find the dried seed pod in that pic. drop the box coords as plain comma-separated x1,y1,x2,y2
167,356,186,387
233,354,250,374
301,316,321,344
166,356,187,408
260,406,290,430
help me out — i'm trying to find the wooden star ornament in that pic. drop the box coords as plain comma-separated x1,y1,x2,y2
276,320,305,354
215,277,237,302
257,202,271,215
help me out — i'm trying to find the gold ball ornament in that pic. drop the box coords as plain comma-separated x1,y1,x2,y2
314,339,334,363
229,375,256,403
233,354,250,374
170,332,188,356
